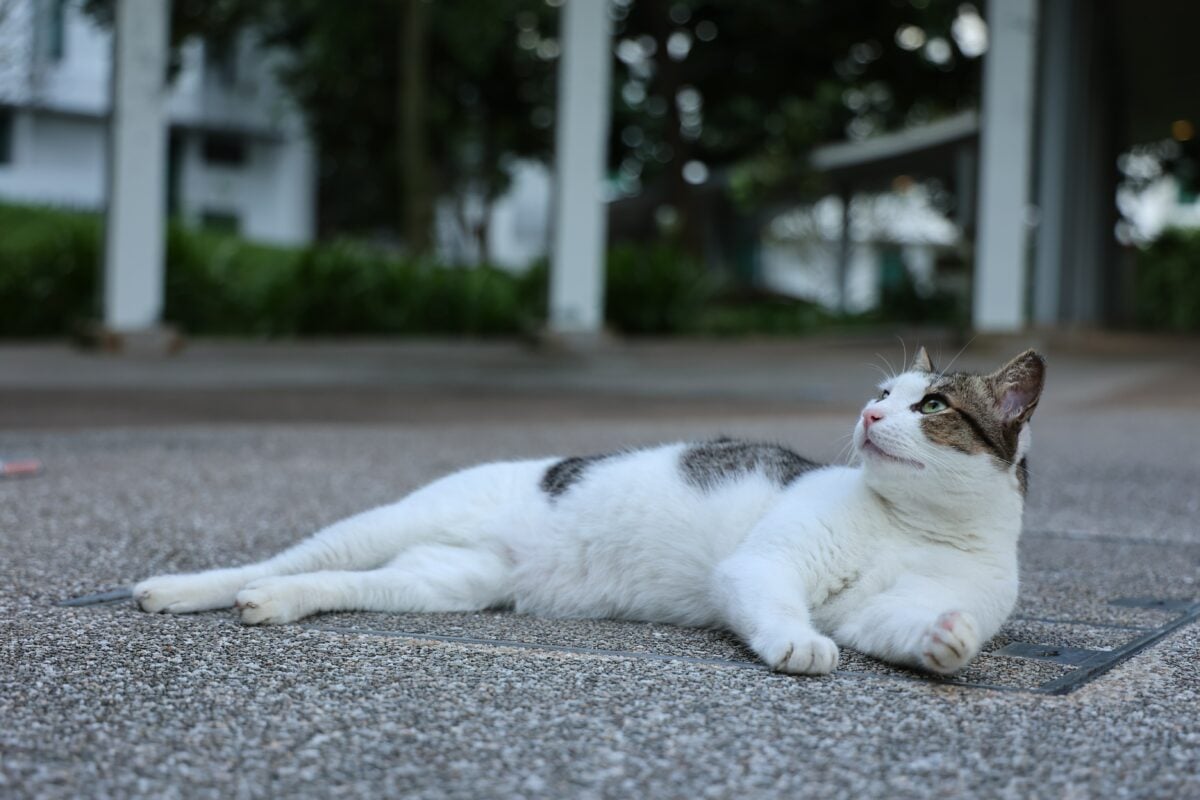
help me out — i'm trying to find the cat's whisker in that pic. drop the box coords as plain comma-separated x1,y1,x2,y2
866,362,893,383
834,436,858,465
936,335,976,379
875,352,898,380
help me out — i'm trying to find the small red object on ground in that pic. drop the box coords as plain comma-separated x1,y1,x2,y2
0,459,43,478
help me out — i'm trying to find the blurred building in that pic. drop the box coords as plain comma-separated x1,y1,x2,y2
762,188,960,314
0,0,313,245
798,0,1200,332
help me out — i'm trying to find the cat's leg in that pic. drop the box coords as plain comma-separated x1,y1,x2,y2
234,544,512,625
712,552,839,675
135,459,539,615
135,501,424,614
832,576,995,675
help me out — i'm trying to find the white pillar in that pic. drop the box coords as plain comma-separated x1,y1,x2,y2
548,0,612,337
972,0,1038,332
103,0,169,332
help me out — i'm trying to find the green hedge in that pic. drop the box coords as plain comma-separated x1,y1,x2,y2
1135,227,1200,332
0,204,102,335
0,204,540,337
0,202,835,338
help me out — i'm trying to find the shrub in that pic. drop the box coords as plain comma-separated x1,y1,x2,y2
281,241,528,335
0,203,532,338
0,204,101,336
604,243,717,334
0,201,943,339
1135,228,1200,331
165,226,300,336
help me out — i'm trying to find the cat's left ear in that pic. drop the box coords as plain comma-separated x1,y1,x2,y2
988,350,1046,425
911,346,934,373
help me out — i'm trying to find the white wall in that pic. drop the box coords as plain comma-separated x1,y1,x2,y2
761,239,881,313
0,110,106,207
0,0,35,104
487,160,551,270
0,0,315,245
176,131,313,246
434,159,552,270
32,0,112,115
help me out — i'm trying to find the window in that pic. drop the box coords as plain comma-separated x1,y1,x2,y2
0,109,13,165
202,133,247,167
46,0,67,61
200,210,241,235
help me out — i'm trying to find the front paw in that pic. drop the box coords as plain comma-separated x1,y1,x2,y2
752,629,840,675
919,610,980,675
235,578,308,625
134,570,245,614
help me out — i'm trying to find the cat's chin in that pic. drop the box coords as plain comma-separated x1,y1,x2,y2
859,439,924,470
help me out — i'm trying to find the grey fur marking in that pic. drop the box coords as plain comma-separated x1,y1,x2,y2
679,439,820,492
540,454,612,499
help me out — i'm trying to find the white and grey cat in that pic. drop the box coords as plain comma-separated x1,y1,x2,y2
135,347,1045,676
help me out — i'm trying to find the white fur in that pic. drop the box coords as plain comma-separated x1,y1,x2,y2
135,368,1029,676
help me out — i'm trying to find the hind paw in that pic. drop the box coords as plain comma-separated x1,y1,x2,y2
134,570,246,614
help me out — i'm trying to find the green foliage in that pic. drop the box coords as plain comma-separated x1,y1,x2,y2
604,243,717,334
693,294,832,337
0,203,536,338
278,242,529,336
874,252,965,328
1,203,968,340
164,227,300,335
1135,228,1200,331
83,0,980,251
0,204,100,336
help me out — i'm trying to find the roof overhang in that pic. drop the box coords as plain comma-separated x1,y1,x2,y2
809,110,978,190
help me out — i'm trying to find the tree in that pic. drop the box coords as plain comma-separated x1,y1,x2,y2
84,0,984,267
606,0,983,262
85,0,558,257
254,0,558,253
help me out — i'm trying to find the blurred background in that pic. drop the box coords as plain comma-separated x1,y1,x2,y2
0,0,1198,345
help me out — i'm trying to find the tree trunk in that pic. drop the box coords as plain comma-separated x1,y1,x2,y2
399,0,432,254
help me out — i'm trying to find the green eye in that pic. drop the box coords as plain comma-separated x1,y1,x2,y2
919,397,947,414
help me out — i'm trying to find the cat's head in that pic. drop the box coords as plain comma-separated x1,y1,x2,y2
853,348,1045,496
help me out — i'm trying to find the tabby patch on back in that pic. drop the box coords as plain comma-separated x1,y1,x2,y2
679,439,819,491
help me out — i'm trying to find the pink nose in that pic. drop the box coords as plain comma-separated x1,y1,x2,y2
862,409,884,430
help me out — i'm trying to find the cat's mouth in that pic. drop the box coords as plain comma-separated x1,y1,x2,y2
861,436,924,469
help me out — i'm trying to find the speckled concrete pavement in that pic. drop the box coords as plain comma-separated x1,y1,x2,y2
2,338,1198,799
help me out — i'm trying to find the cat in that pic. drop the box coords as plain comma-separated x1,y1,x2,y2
134,347,1045,676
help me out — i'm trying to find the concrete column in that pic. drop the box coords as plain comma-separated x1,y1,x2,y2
836,186,852,313
548,0,612,337
972,0,1039,332
103,0,170,332
1030,0,1074,326
1031,0,1120,327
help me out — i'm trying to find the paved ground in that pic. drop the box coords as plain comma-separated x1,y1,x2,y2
2,336,1199,798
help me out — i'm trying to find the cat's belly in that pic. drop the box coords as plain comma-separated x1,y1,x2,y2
503,483,778,626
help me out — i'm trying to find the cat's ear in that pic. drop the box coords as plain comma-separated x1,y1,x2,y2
911,346,934,373
988,350,1046,425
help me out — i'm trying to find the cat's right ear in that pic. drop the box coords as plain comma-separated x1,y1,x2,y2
911,346,934,373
